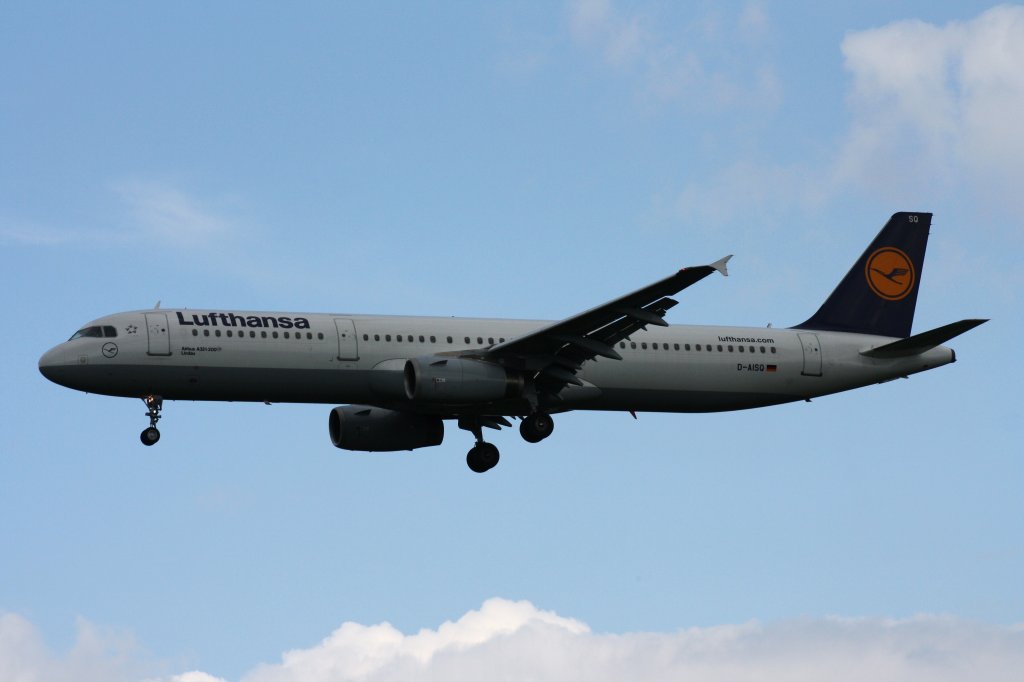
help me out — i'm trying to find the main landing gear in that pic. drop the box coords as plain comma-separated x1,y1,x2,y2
460,412,555,473
140,395,163,446
519,412,555,443
467,442,500,473
461,417,500,473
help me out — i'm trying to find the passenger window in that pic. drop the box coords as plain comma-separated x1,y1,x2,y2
641,342,647,350
272,331,279,339
283,331,289,339
674,343,679,350
738,345,744,352
317,332,324,340
419,335,425,342
215,330,222,337
192,329,198,336
363,334,368,341
685,344,690,351
386,335,391,342
477,337,483,345
500,338,505,343
251,331,256,338
620,342,626,349
430,336,436,343
728,345,733,352
717,345,722,352
396,335,402,343
375,334,380,341
706,345,711,352
759,346,765,353
465,337,470,344
488,337,494,345
227,330,233,337
307,332,312,339
771,347,777,353
447,336,453,343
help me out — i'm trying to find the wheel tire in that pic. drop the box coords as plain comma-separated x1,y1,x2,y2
480,443,500,471
467,447,488,473
519,412,554,443
140,427,161,446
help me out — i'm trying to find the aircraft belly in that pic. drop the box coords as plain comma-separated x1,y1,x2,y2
46,363,381,404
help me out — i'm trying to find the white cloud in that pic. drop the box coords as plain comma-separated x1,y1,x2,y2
0,613,153,682
672,6,1024,233
1,181,237,250
567,0,779,111
836,5,1024,211
236,599,1024,682
0,221,90,246
6,601,1022,682
674,160,827,230
114,180,234,245
170,673,229,682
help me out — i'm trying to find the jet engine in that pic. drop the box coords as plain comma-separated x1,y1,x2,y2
329,405,443,451
404,356,522,403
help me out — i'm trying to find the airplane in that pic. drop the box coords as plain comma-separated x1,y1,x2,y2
39,212,986,473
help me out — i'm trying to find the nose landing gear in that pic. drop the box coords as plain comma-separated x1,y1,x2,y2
140,395,163,446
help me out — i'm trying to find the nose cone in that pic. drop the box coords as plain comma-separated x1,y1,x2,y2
38,345,67,383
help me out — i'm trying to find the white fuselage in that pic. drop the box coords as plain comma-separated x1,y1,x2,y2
38,309,955,415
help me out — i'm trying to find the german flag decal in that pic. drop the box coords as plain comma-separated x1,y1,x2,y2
766,365,777,372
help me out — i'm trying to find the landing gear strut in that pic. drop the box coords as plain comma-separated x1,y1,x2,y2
460,417,500,473
519,412,554,443
140,395,163,446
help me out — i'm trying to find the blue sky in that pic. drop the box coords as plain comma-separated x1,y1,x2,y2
1,2,1022,680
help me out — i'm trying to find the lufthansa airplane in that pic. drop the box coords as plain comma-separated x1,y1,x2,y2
39,212,985,472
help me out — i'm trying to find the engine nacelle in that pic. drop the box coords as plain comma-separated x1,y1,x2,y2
404,356,522,403
329,405,443,452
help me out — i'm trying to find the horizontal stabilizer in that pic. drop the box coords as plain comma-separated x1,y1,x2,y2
860,319,988,358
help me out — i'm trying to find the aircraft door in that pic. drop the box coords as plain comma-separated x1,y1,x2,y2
798,332,822,377
145,313,172,356
334,318,359,361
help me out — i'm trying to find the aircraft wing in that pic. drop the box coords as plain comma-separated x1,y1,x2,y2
481,256,731,397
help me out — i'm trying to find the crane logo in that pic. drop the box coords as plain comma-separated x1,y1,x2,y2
865,247,915,301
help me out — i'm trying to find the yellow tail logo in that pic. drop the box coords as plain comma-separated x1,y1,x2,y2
865,247,915,301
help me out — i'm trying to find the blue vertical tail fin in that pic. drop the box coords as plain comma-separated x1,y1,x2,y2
793,212,930,338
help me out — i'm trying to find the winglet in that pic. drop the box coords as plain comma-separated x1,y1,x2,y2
711,255,732,277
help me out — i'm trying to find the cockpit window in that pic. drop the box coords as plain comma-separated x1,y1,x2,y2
69,326,103,340
102,326,117,338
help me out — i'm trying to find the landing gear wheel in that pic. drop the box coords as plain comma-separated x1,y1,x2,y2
467,443,500,473
140,395,164,446
520,412,554,443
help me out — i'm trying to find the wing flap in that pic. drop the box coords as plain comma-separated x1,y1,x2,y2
483,258,730,396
